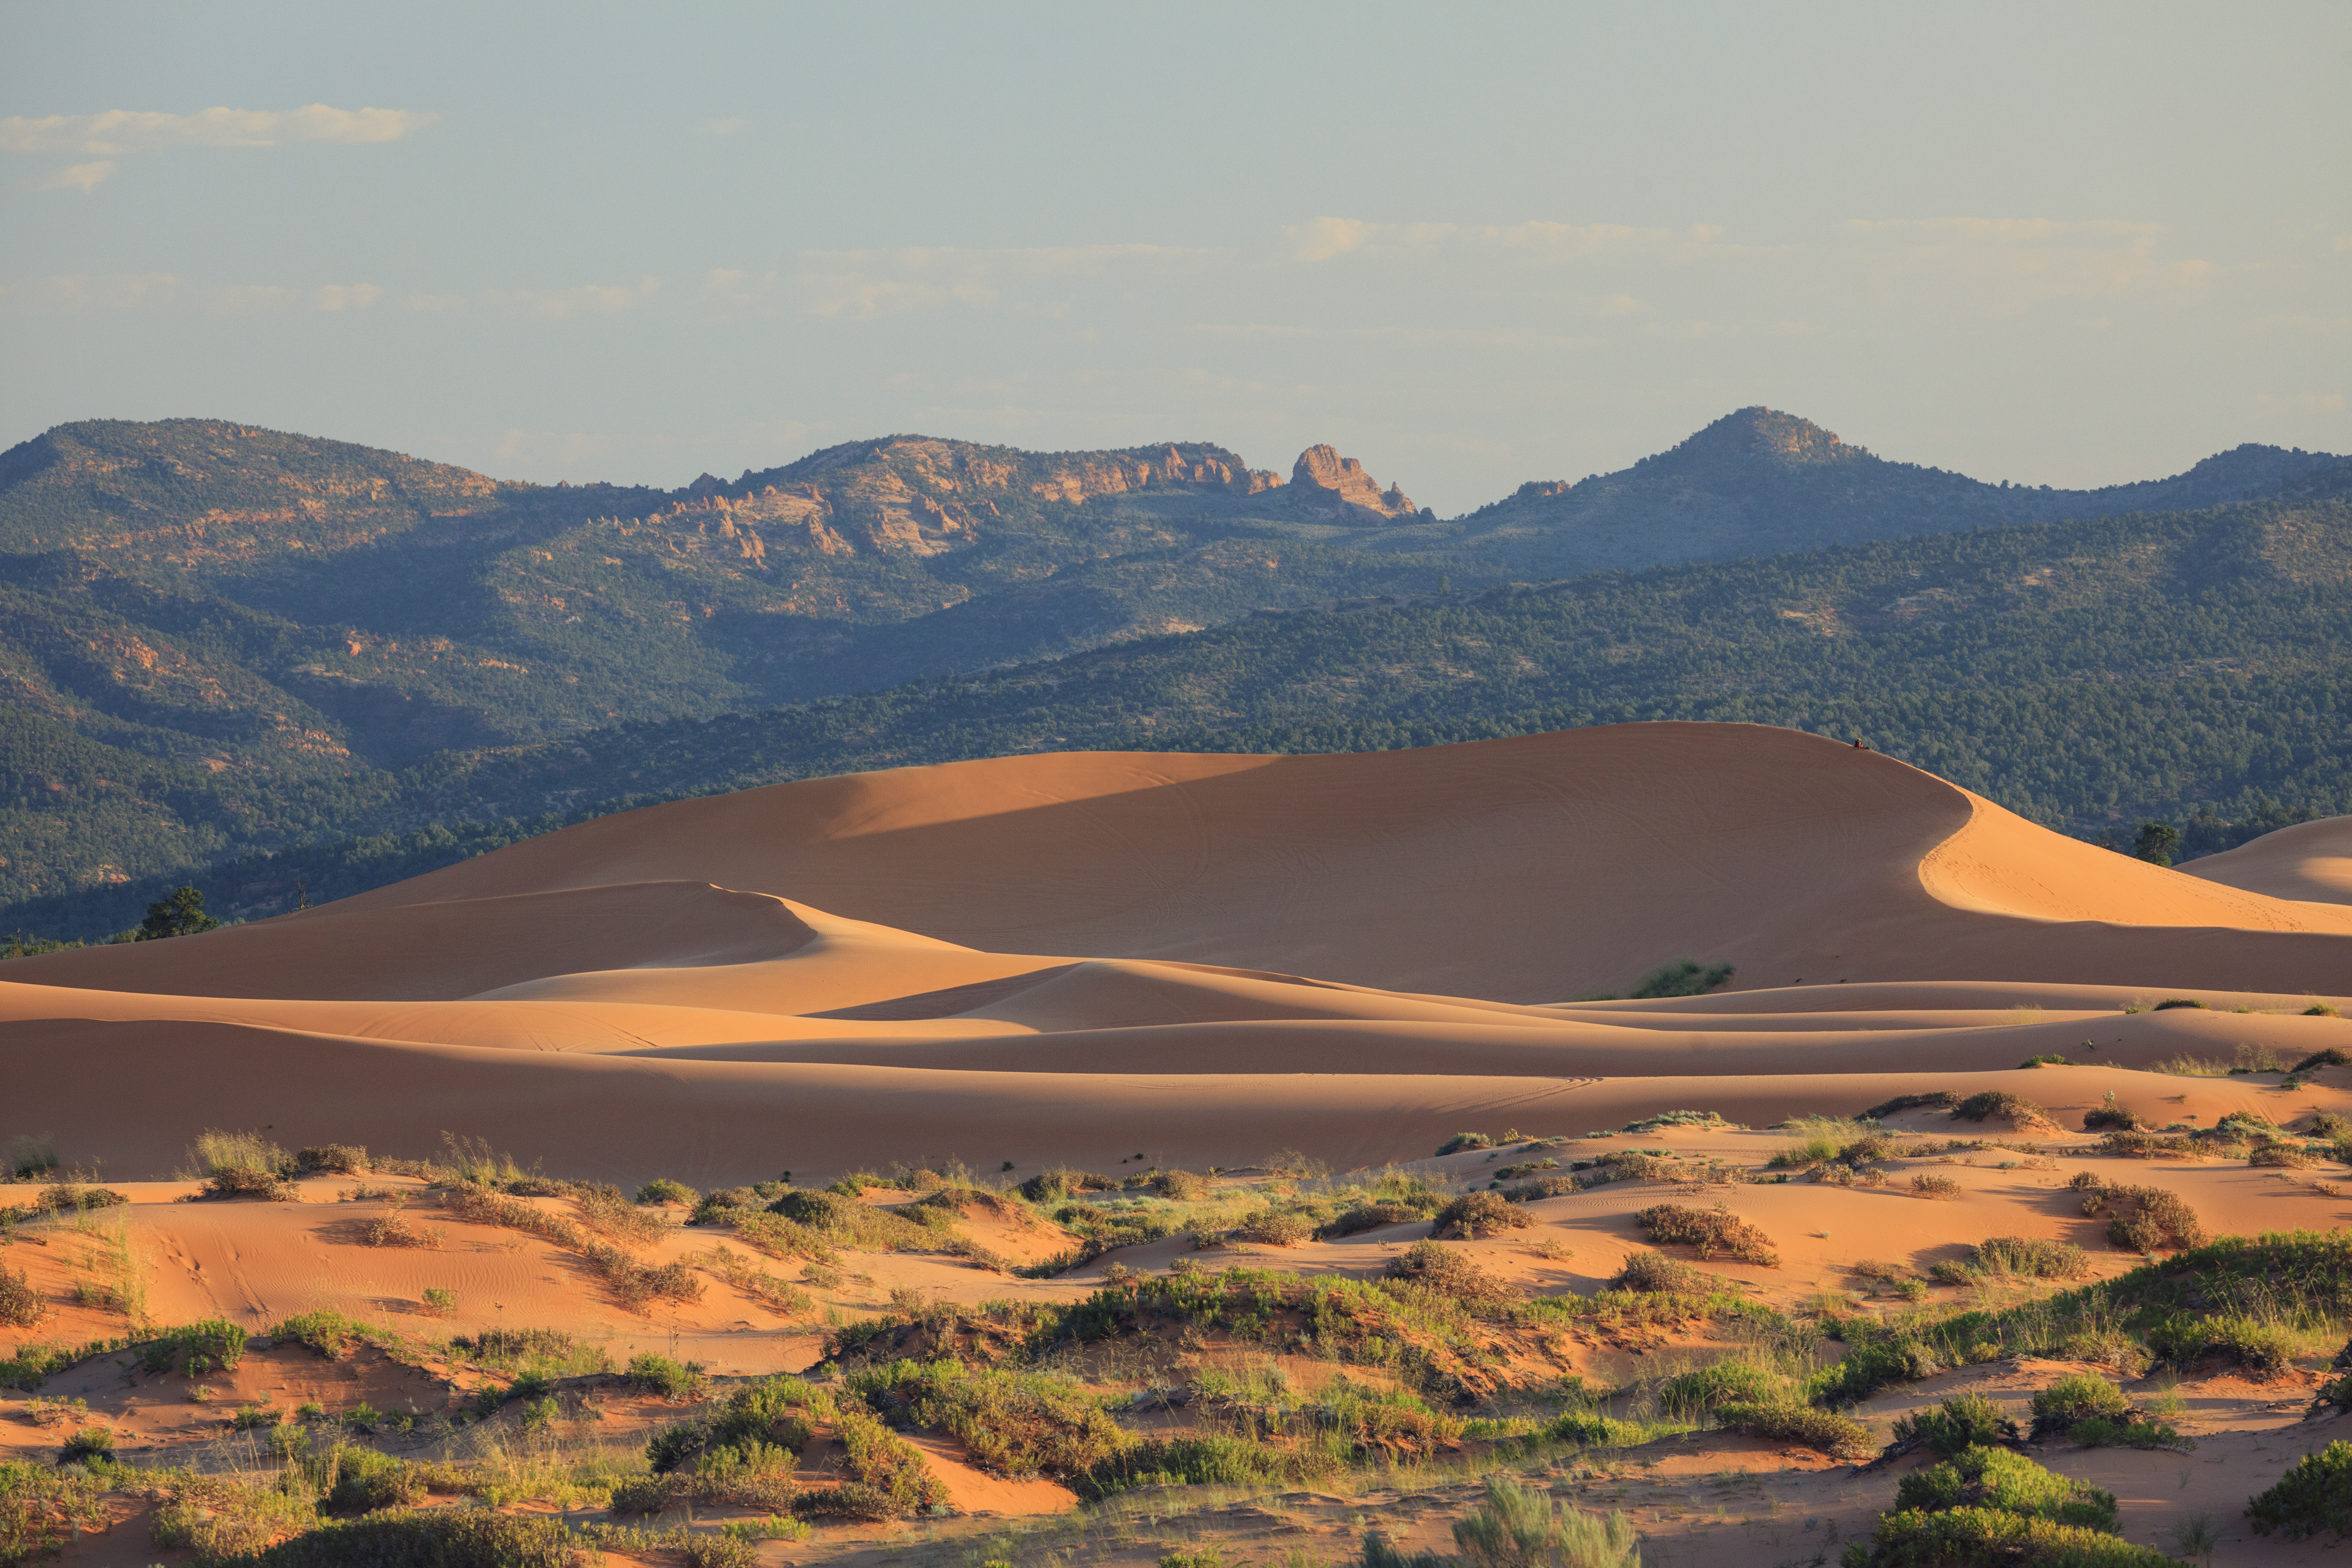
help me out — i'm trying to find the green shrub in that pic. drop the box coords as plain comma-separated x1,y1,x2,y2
1632,1202,1778,1264
1891,1393,2019,1458
1807,1340,1939,1408
1431,1191,1534,1240
1150,1169,1210,1200
1894,1445,2119,1532
679,1534,760,1568
57,1426,113,1464
1628,959,1735,999
1016,1168,1117,1202
627,1352,708,1401
2152,998,2208,1011
1543,1411,1653,1449
2248,1440,2352,1540
607,1473,672,1514
1436,1133,1496,1155
2030,1373,2131,1432
2065,1415,2191,1452
2081,1092,2139,1132
636,1179,699,1207
1320,1200,1433,1238
0,1459,106,1564
846,1358,1130,1479
141,1319,247,1377
2102,1186,2206,1254
293,1145,368,1175
1234,1210,1313,1246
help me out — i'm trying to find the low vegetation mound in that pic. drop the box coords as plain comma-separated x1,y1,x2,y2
2249,1440,2352,1540
1430,1191,1534,1240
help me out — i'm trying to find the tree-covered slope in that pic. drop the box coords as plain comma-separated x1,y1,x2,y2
10,475,2352,940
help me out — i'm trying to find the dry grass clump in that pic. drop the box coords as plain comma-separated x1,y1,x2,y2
1501,1174,1581,1202
1018,1168,1119,1202
1858,1091,1961,1119
1233,1210,1313,1247
1632,1202,1779,1265
2081,1092,2141,1132
698,1246,814,1315
293,1144,368,1175
1318,1199,1436,1238
361,1212,446,1249
1911,1172,1962,1199
1435,1132,1497,1156
440,1185,702,1313
1429,1191,1534,1240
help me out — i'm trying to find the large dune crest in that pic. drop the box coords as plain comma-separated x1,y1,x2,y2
7,721,2351,1181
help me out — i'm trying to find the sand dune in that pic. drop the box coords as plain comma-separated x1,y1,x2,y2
6,722,2350,1186
2183,814,2352,907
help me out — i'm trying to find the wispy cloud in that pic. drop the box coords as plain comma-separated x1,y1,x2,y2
702,117,748,137
480,278,662,319
2256,392,2346,414
202,282,383,314
702,245,1213,321
1839,217,2218,313
1285,217,1676,263
0,105,436,155
0,273,180,311
34,160,113,192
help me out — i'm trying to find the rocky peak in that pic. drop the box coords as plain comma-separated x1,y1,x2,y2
1668,407,1870,470
1288,445,1419,521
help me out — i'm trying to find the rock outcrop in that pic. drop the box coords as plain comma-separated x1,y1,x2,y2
1286,445,1421,522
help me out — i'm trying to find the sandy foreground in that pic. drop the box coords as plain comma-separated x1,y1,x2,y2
5,720,2352,1565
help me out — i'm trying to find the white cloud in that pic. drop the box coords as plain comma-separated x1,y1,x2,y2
0,272,179,311
703,117,748,136
34,160,113,191
313,284,382,311
0,105,436,155
1287,217,1673,263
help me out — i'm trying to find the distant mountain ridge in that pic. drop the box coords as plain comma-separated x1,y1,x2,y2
0,407,2341,914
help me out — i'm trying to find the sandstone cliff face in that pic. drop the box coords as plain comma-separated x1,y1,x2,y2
1287,444,1420,523
650,437,1288,562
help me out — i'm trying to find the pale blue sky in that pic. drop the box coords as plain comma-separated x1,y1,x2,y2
3,2,2347,512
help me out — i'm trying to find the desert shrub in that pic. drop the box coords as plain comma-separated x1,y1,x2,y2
1769,1116,1881,1168
1384,1240,1511,1304
2029,1373,2132,1434
1926,1260,1975,1285
1658,1360,1782,1419
141,1319,246,1376
2081,1092,2140,1132
1502,1175,1581,1202
2249,1143,2316,1168
2248,1440,2352,1540
627,1353,709,1401
0,1265,44,1329
1017,1168,1118,1202
1542,1411,1654,1449
204,1165,297,1201
293,1145,367,1175
1892,1393,2019,1458
1431,1191,1534,1240
1319,1200,1432,1238
1436,1133,1497,1156
1494,1159,1558,1179
795,1400,949,1520
683,1439,798,1511
1452,1475,1640,1568
2293,1044,2351,1070
1629,958,1735,999
1951,1091,2045,1124
607,1473,672,1514
1632,1202,1778,1265
326,1447,428,1514
679,1535,760,1568
1611,1250,1705,1293
2102,1186,2205,1253
1973,1236,2089,1279
362,1212,443,1248
1149,1169,1210,1200
1911,1172,1961,1198
2152,998,2208,1011
1858,1091,1960,1119
2208,1314,2300,1372
219,1507,582,1567
1234,1210,1313,1246
570,1181,673,1246
636,1179,699,1207
1894,1445,2120,1531
1713,1400,1875,1458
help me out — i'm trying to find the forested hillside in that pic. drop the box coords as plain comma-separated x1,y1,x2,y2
10,466,2352,941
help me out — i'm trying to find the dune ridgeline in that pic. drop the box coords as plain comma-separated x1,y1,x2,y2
6,720,2352,1565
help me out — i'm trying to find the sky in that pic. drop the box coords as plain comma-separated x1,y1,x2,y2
3,2,2347,515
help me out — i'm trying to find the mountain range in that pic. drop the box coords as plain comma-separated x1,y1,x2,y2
0,407,2343,928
